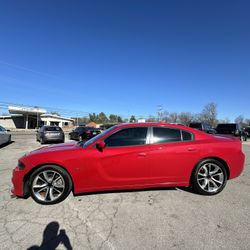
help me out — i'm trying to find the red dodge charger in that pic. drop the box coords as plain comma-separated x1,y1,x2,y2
11,123,245,204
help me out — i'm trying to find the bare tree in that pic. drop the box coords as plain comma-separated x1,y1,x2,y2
234,115,244,126
146,115,157,122
178,112,193,125
244,118,250,126
168,112,178,123
200,102,218,127
161,111,169,122
218,117,230,123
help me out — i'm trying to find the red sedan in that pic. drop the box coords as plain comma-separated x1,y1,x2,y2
11,123,245,205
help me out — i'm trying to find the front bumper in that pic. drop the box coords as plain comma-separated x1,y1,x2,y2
11,167,26,197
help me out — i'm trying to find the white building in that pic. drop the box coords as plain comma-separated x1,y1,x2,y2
0,106,74,129
40,114,74,127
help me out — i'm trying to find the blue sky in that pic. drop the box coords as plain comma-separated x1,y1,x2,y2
0,0,249,120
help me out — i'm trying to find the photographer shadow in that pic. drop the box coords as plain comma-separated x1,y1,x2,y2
27,221,72,250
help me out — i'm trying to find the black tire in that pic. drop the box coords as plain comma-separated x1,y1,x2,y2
8,135,11,143
29,165,72,205
191,159,227,195
40,137,46,144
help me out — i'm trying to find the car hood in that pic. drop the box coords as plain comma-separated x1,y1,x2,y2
29,141,80,155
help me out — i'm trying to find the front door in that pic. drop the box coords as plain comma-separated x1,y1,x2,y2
95,127,151,187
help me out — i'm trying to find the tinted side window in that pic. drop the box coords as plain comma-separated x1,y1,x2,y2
182,130,193,141
152,127,181,143
105,127,148,147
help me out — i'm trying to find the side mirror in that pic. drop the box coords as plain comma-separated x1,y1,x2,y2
6,129,10,132
96,141,106,152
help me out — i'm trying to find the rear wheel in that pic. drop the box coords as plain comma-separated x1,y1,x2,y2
29,165,72,205
191,159,227,195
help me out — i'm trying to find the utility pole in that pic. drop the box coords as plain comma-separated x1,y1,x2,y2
157,105,163,121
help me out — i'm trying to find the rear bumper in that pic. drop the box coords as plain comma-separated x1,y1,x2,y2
44,136,64,141
11,167,25,197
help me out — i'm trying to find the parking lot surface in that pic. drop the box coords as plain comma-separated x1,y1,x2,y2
0,133,250,250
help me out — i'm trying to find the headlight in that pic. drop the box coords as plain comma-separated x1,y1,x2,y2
18,161,25,170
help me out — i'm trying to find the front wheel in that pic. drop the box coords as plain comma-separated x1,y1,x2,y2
29,165,72,205
191,159,227,195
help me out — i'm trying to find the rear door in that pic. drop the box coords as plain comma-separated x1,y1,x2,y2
147,127,201,183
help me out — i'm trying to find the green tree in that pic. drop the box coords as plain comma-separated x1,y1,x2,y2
98,112,109,124
129,115,136,123
109,114,118,123
89,113,98,123
117,116,123,123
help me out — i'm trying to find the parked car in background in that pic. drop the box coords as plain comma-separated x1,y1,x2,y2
12,122,245,204
189,122,216,134
36,126,65,144
216,123,247,141
69,126,101,141
99,124,117,131
0,125,11,146
244,127,250,138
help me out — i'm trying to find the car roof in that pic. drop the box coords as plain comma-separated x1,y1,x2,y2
114,122,193,131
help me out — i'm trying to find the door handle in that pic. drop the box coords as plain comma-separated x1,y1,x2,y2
138,152,147,157
187,147,197,152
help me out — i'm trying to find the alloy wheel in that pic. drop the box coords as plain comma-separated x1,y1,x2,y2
31,170,65,202
197,163,225,193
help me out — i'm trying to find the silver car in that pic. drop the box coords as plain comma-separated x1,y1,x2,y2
36,126,65,144
0,126,11,146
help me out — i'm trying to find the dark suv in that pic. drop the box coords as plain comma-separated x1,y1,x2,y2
69,126,101,141
189,122,216,134
36,126,65,144
216,123,247,141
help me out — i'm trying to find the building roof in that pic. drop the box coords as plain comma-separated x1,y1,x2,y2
40,113,74,121
8,105,47,115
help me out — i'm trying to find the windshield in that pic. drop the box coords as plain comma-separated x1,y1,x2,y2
82,126,116,148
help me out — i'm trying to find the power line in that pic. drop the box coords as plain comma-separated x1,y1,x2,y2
0,101,156,120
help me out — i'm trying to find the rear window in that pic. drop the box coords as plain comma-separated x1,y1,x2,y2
44,127,62,131
152,127,182,143
182,130,193,141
